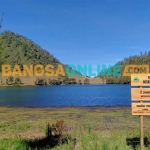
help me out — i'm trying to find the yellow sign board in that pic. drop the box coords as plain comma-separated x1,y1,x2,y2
131,88,150,100
131,74,150,86
132,103,150,115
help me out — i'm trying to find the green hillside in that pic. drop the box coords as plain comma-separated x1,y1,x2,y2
100,51,150,84
0,31,61,68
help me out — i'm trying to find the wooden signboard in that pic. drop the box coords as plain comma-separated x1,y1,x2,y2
131,74,150,86
132,103,150,115
130,74,150,150
131,88,150,100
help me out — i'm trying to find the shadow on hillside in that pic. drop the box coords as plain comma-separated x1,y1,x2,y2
126,137,150,150
26,135,76,150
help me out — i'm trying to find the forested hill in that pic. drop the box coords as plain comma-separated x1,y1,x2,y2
0,31,103,85
101,51,150,84
0,31,61,68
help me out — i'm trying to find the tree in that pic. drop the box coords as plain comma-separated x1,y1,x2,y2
84,78,89,84
0,13,4,72
49,79,61,85
0,39,2,72
8,76,14,84
78,80,82,84
62,77,69,85
69,78,77,84
0,13,4,30
35,78,47,86
14,77,22,85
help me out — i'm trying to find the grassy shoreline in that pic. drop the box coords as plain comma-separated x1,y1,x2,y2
0,106,150,149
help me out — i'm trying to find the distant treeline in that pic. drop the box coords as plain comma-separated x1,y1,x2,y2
1,76,90,86
99,51,150,84
35,77,89,85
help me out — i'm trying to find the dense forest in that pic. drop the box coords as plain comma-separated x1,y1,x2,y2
99,51,150,84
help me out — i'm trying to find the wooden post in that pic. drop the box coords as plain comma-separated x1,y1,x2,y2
140,115,144,150
139,86,144,150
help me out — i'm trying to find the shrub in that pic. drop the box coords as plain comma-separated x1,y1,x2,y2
35,78,47,85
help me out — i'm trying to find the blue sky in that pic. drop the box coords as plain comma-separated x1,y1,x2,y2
1,0,150,74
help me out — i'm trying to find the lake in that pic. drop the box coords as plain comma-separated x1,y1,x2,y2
0,85,131,107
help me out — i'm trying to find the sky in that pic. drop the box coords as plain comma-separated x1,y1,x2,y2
1,0,150,74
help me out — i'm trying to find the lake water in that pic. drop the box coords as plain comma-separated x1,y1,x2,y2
0,85,131,107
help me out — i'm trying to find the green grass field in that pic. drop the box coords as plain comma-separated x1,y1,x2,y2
0,107,150,150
